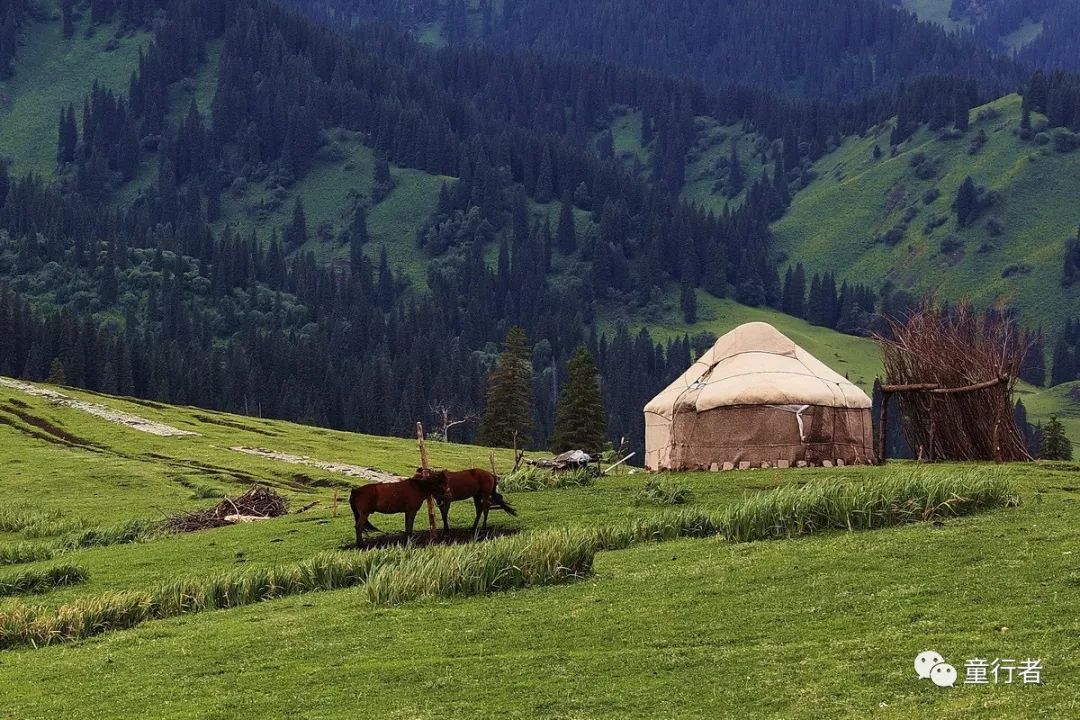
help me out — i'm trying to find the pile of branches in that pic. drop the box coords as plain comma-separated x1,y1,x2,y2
166,485,288,532
877,303,1031,462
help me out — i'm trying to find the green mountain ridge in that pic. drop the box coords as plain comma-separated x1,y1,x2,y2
2,3,1080,446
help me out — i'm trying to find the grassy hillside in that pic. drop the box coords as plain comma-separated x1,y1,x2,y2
900,0,968,31
214,131,449,288
1,380,1079,717
0,6,149,176
774,94,1080,341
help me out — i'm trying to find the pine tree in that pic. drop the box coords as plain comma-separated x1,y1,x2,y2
550,347,607,455
478,327,535,449
1020,331,1046,386
372,157,395,203
0,160,9,209
56,105,78,166
285,197,308,250
953,176,979,228
62,0,75,37
556,195,577,254
680,282,697,324
536,144,555,202
790,263,806,318
727,138,745,198
349,206,369,275
1039,415,1072,460
47,358,66,386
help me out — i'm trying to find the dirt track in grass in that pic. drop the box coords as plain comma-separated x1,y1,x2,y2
0,377,198,437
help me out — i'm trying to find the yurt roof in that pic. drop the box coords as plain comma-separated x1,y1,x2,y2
644,322,871,418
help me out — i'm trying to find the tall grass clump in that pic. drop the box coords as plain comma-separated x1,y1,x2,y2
0,546,413,649
0,564,89,597
589,508,721,550
189,484,226,500
364,529,595,605
21,517,89,539
0,532,597,649
0,507,81,538
634,479,693,506
56,519,164,550
0,542,54,566
715,469,1018,543
500,466,596,492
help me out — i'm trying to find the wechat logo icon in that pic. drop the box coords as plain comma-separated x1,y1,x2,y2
915,650,957,688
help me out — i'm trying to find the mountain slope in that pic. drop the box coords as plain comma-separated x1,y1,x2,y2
0,8,148,177
773,94,1080,339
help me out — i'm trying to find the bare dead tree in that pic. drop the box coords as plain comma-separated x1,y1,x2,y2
429,401,479,444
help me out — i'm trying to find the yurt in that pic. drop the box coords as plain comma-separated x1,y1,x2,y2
644,322,875,470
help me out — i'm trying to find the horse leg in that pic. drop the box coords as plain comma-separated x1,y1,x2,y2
355,510,368,547
481,497,491,532
470,497,483,534
439,499,451,535
404,509,416,541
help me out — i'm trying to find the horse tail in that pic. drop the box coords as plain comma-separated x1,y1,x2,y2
490,490,518,517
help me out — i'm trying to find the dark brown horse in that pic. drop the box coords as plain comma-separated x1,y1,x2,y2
422,468,517,534
349,472,451,546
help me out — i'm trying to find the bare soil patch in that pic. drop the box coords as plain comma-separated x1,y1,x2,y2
0,378,197,437
230,446,398,483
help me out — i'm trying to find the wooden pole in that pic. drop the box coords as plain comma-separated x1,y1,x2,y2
602,452,636,475
416,422,437,540
880,375,1008,395
878,392,890,465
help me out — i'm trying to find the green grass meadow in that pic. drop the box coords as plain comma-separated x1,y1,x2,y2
0,379,1078,717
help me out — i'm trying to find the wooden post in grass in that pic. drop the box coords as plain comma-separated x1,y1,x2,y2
416,422,437,540
878,391,890,465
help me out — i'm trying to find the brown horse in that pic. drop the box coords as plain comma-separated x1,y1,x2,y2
422,468,518,534
349,472,451,546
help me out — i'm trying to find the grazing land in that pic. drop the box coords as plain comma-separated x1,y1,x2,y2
0,380,1078,718
774,95,1080,340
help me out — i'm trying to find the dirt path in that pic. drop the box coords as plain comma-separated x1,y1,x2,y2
229,446,399,483
0,377,198,437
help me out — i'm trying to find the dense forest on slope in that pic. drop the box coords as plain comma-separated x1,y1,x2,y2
2,0,1080,456
899,0,1080,70
292,0,1023,102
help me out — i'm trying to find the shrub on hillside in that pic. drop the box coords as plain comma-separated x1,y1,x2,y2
940,235,963,254
1053,129,1079,154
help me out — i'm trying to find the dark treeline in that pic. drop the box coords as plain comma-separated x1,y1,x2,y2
1021,70,1080,131
0,172,704,455
291,0,1023,103
0,0,28,79
780,264,877,336
1050,318,1080,386
938,0,1080,72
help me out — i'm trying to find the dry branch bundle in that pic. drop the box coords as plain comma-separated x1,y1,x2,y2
876,303,1031,462
166,485,288,532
